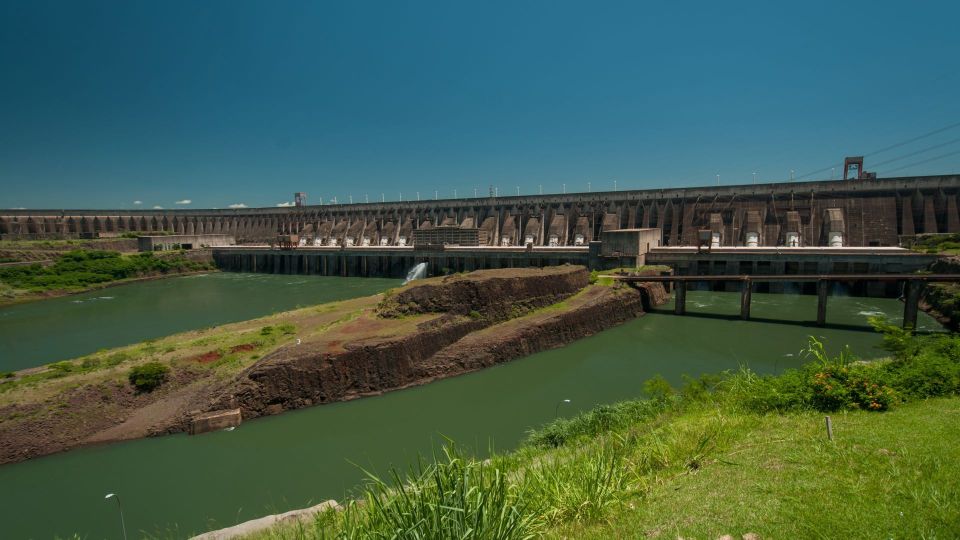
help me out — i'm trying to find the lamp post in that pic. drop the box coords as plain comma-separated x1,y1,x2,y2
554,398,572,417
104,493,128,540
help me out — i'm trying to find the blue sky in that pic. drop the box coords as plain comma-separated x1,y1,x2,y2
2,0,959,209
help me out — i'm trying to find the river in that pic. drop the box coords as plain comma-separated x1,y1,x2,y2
0,273,400,371
0,281,941,539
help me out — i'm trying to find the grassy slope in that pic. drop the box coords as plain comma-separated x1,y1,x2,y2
247,397,959,540
549,398,959,539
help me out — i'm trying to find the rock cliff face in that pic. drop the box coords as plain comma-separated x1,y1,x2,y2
205,267,667,421
377,265,589,319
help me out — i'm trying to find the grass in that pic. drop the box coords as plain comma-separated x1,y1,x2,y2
549,398,960,539
907,232,960,255
242,326,960,540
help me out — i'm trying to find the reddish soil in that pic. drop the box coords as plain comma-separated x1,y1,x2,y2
194,351,223,363
230,343,257,353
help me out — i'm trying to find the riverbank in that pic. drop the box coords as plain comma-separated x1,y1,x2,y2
0,266,666,465
0,248,215,306
244,327,960,539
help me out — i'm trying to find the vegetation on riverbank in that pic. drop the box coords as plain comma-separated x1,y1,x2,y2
248,324,960,539
0,249,214,304
907,232,960,255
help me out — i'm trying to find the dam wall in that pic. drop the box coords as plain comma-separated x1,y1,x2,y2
4,175,960,247
212,245,598,279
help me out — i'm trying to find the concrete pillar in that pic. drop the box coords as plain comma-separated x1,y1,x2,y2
675,281,687,315
740,278,752,320
903,280,924,330
816,280,829,326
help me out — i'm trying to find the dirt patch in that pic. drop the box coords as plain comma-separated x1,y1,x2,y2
193,351,223,363
229,343,257,353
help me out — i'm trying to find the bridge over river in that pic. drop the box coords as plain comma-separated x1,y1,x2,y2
610,273,960,329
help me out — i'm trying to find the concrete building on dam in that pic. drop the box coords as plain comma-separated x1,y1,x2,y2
3,175,960,248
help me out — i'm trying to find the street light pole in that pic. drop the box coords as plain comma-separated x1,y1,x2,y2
554,398,572,417
104,493,128,540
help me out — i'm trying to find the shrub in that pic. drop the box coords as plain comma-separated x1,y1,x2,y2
260,326,274,336
643,374,675,400
276,323,296,335
1,371,14,379
128,362,170,392
80,358,101,370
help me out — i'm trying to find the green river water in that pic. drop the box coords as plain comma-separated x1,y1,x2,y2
0,277,941,539
0,273,400,371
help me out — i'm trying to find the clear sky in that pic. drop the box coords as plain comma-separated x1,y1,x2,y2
2,0,959,210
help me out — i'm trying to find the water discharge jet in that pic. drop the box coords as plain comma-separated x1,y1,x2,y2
403,262,428,284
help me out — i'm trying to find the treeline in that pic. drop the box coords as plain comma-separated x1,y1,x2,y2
0,250,213,292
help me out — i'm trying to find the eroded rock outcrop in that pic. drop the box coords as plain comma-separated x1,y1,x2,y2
377,265,589,319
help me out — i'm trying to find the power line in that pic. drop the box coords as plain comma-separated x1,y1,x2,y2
864,120,960,158
878,147,960,176
795,119,960,180
870,135,960,168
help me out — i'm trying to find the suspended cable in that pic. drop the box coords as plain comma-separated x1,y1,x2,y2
870,135,960,168
864,120,960,157
795,119,960,180
878,147,960,176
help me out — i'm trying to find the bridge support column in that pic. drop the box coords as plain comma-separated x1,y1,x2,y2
740,278,752,320
740,277,753,321
903,280,924,331
816,280,829,326
674,281,687,315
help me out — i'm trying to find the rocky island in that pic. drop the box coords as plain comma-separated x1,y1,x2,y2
0,265,666,464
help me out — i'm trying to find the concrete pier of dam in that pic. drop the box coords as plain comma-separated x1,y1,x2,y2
4,175,960,247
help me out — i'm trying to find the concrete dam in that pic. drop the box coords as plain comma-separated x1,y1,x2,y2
4,175,960,247
1,175,951,280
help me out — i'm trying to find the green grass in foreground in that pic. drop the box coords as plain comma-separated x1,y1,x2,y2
241,322,960,540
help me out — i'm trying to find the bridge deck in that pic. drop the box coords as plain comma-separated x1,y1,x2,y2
608,272,960,329
605,273,960,283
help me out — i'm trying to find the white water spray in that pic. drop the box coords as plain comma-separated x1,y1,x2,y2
403,262,428,284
